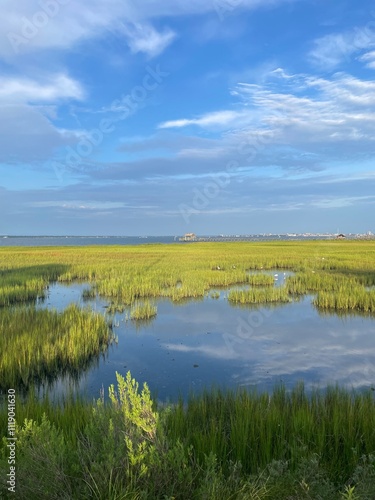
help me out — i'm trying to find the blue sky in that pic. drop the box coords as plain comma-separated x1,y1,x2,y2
1,0,375,235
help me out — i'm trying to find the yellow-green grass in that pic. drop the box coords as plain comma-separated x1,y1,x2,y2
314,287,375,313
0,240,374,313
0,242,374,496
130,301,157,320
247,272,275,286
228,286,292,304
0,264,67,306
286,271,361,294
0,304,113,390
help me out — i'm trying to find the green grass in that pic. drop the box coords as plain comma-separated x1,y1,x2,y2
314,287,375,312
0,240,374,313
0,240,374,394
285,271,357,294
0,242,375,496
1,376,375,499
129,301,157,320
0,264,67,306
228,286,292,304
247,273,275,286
0,241,374,395
166,383,375,480
0,305,114,390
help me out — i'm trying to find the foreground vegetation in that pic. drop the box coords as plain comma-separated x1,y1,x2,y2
1,373,375,499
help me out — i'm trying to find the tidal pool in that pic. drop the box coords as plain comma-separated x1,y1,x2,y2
36,277,375,402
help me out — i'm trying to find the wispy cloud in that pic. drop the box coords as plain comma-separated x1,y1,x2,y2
158,69,375,149
158,110,246,129
309,24,375,69
0,0,293,58
0,74,84,103
359,50,375,68
120,23,176,57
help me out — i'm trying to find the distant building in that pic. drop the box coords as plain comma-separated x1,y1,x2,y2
180,233,197,241
336,233,346,239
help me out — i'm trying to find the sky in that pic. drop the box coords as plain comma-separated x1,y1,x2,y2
0,0,375,236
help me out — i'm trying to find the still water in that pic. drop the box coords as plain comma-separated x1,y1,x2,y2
36,275,375,402
0,234,337,247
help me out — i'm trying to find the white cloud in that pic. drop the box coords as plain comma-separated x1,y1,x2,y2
158,69,375,151
0,0,125,57
159,110,247,129
310,25,375,69
0,74,84,103
310,34,355,69
359,50,375,69
121,23,176,57
228,71,375,146
0,0,295,59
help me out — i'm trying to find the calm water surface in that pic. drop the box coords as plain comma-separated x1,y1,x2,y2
0,234,339,247
37,276,375,402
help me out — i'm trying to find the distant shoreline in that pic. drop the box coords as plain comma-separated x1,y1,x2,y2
0,233,374,247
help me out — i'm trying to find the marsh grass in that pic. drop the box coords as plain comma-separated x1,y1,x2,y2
0,305,113,390
0,264,67,307
1,378,375,499
0,390,92,446
166,383,375,481
82,286,97,300
314,287,375,313
0,242,374,496
247,273,275,286
1,240,375,394
228,286,292,304
106,301,125,313
286,271,359,294
1,241,374,313
286,272,375,312
130,301,157,320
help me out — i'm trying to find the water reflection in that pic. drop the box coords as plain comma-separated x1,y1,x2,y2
247,269,295,287
32,280,375,401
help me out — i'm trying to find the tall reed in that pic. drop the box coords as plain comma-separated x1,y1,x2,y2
165,383,375,480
